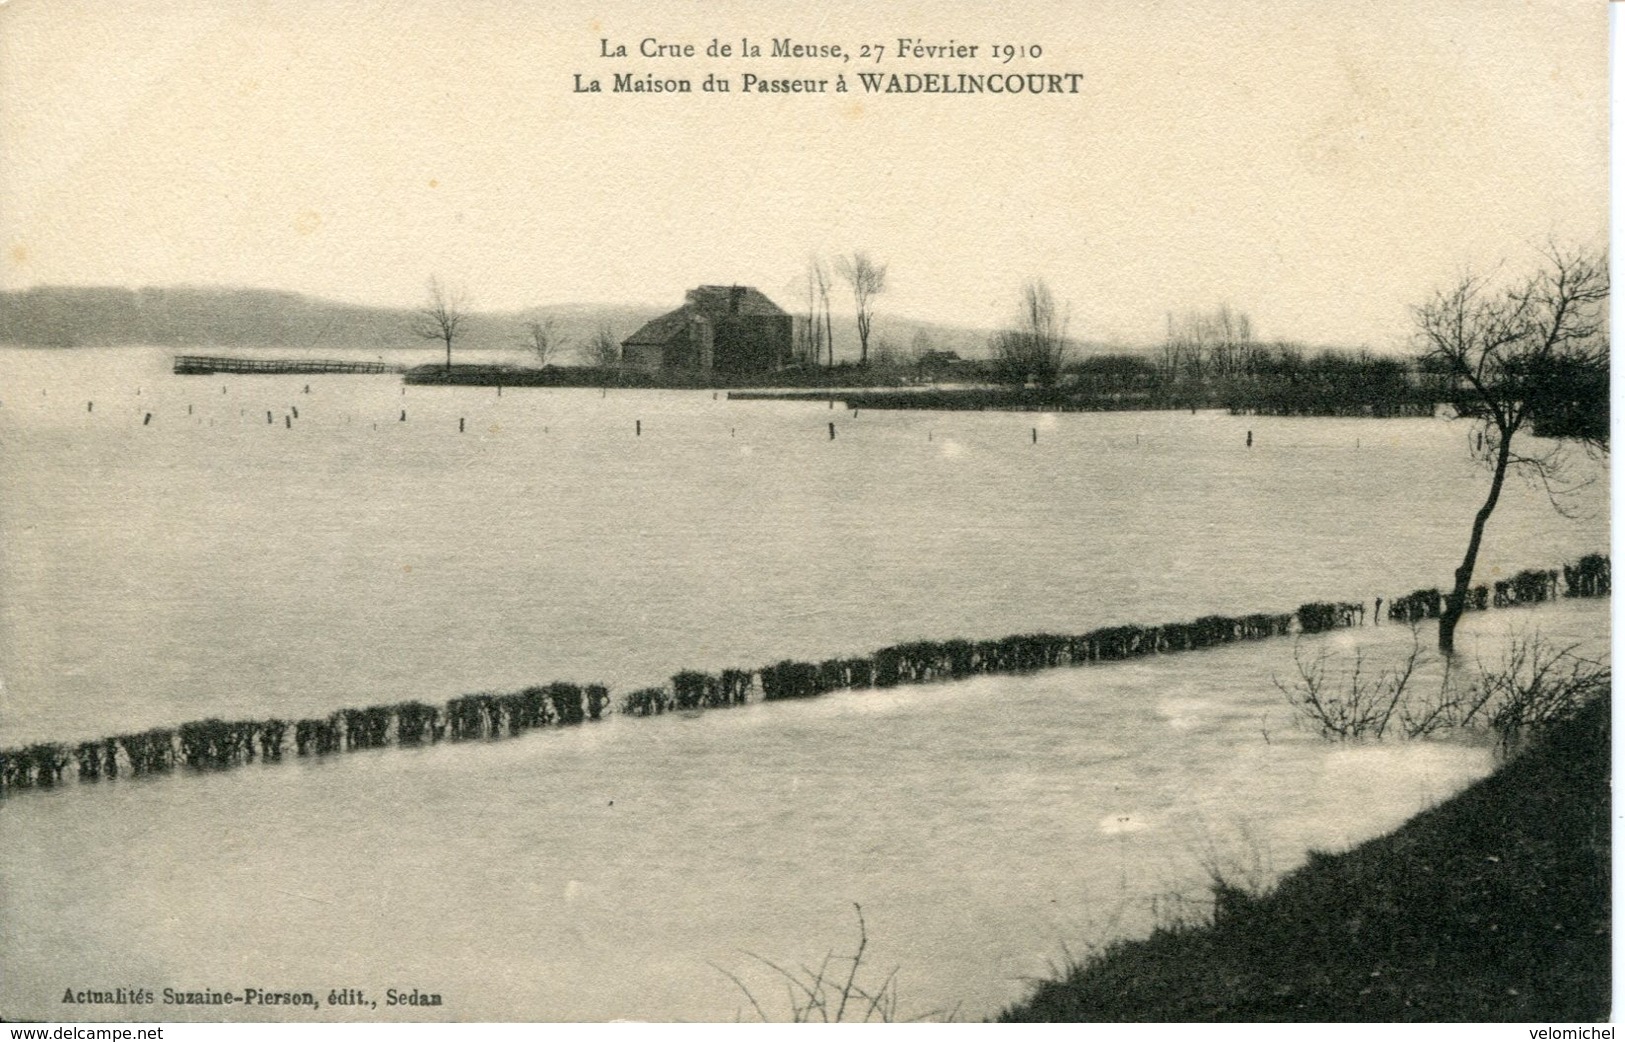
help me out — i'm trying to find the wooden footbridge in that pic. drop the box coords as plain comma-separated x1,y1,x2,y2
173,355,397,376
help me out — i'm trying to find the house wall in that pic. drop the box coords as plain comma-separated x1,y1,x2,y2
711,314,792,374
623,342,665,371
623,293,791,375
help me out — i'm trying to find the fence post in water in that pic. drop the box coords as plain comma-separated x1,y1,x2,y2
267,411,273,424
1031,427,1037,444
88,402,93,412
284,415,291,429
829,422,836,440
400,410,406,422
460,418,465,433
143,413,152,425
636,419,641,436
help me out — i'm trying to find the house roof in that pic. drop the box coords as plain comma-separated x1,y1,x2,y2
622,285,787,346
685,285,787,318
621,307,693,346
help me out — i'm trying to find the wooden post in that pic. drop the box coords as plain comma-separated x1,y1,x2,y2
285,415,291,428
459,417,465,432
267,411,273,424
400,409,406,422
636,419,641,436
1032,428,1037,444
143,413,152,425
828,421,835,440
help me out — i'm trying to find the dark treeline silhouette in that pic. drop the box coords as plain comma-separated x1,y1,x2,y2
825,346,1449,416
1215,347,1444,417
402,363,660,388
0,555,1607,796
406,359,980,391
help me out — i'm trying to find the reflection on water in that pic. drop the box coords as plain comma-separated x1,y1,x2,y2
0,348,1610,1021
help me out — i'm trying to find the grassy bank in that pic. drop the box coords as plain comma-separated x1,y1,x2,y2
1000,691,1610,1022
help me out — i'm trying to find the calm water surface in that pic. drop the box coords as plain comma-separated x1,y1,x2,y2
0,347,1610,1021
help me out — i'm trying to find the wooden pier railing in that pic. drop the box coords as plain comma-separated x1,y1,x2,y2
173,355,397,376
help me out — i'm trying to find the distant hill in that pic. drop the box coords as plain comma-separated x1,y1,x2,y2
0,284,1026,364
0,285,659,360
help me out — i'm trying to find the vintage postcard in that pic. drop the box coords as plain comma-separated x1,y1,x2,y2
0,0,1610,1029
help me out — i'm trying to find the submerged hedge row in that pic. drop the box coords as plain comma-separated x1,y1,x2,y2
1381,556,1609,623
1,555,1608,796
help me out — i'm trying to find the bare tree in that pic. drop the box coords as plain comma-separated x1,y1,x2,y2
520,318,565,367
796,281,818,367
991,278,1071,386
868,335,903,369
1413,243,1608,654
410,275,469,372
908,328,935,364
1274,626,1426,740
585,322,621,368
836,253,887,366
818,262,835,367
1163,304,1255,382
798,256,834,367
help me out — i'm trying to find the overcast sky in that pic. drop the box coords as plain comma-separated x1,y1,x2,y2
0,0,1606,347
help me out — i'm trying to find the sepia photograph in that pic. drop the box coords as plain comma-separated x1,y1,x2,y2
0,0,1611,1027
